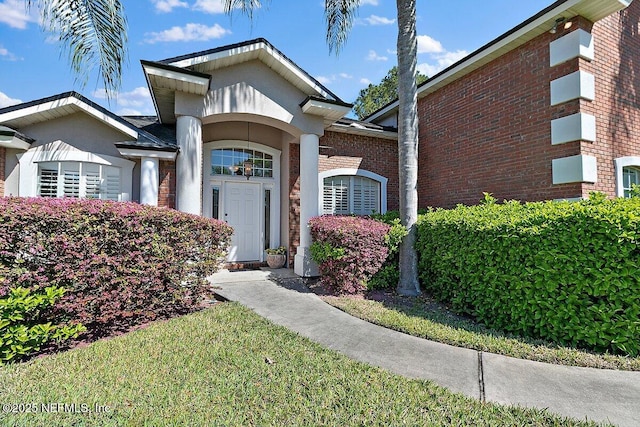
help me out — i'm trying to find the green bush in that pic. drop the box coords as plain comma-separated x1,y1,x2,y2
309,216,390,294
416,196,640,356
0,197,233,339
368,214,408,290
1,286,85,364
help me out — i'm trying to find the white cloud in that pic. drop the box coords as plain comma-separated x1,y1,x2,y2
316,73,353,85
93,87,155,116
0,91,22,108
360,0,379,5
144,23,231,43
358,15,395,25
360,78,372,85
417,35,444,54
0,0,38,29
0,45,19,61
193,0,242,14
151,0,189,13
418,49,468,77
366,50,388,61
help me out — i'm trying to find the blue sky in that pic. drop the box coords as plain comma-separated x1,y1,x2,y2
0,0,553,116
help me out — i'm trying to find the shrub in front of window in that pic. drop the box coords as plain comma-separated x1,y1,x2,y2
309,216,390,294
0,286,85,364
416,195,640,356
0,197,233,341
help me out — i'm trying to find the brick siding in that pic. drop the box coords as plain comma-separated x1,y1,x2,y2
580,3,640,197
416,20,594,208
158,160,176,209
415,3,640,207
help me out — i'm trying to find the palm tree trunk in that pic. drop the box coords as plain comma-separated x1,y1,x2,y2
395,0,421,296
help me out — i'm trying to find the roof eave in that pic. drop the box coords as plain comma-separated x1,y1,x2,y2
327,122,398,140
161,38,344,103
300,97,353,122
0,92,140,139
142,60,212,125
366,0,633,123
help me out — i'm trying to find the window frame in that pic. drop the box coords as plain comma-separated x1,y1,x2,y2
319,168,388,215
615,157,640,198
37,161,122,200
18,140,135,201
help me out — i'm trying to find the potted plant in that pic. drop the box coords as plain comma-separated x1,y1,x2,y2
266,246,287,268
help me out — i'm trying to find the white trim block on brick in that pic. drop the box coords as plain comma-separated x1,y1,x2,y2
552,154,598,184
550,29,594,67
551,113,596,145
550,71,595,105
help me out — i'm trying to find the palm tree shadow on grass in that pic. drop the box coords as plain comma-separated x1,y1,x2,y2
363,289,568,351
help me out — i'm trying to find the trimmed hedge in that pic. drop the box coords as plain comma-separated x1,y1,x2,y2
416,196,640,356
0,197,233,339
368,212,408,290
310,216,390,294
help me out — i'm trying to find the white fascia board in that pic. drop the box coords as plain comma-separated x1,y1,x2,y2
326,123,398,140
117,147,177,160
301,99,351,119
0,96,139,139
257,44,333,100
0,135,31,150
168,41,333,100
366,0,619,123
143,64,210,93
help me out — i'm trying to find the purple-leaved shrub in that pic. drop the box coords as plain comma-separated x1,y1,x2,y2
309,216,390,294
0,197,233,338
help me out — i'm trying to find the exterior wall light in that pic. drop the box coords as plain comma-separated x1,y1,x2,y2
549,17,566,34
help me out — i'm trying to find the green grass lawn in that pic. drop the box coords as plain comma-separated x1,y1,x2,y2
0,303,604,426
323,295,640,371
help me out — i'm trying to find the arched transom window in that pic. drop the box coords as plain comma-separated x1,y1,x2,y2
211,148,273,178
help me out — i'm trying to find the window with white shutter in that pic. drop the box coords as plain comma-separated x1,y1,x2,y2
623,167,640,198
322,175,380,215
37,168,58,198
37,162,121,201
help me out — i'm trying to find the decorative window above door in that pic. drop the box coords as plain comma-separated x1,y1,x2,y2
211,148,273,178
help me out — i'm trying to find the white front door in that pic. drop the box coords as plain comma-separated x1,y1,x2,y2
225,181,261,262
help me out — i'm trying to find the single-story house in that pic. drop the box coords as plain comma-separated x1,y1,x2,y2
0,0,638,276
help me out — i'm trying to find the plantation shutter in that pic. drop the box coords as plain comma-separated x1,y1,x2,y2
353,176,380,215
84,163,101,199
36,162,122,201
323,175,381,215
38,166,58,198
622,167,640,198
323,176,350,215
62,163,80,198
104,166,121,201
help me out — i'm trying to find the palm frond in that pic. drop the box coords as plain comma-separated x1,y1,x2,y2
324,0,360,54
223,0,265,20
35,0,127,96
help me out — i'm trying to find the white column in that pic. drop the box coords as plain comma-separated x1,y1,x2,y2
140,157,159,206
176,115,203,215
295,133,320,277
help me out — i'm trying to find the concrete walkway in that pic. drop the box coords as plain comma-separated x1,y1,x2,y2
210,268,640,427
